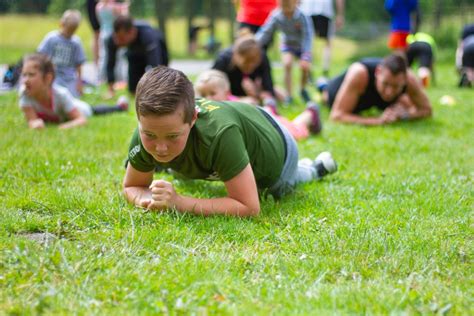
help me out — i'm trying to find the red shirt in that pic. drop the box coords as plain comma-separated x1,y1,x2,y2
236,0,277,27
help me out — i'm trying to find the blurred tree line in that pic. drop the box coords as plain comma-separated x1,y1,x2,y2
1,0,472,46
3,0,473,22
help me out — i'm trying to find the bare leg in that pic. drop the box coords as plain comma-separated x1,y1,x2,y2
322,39,332,76
282,52,293,99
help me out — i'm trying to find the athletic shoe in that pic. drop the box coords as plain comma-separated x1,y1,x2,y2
283,96,293,107
306,101,322,134
314,151,337,178
300,88,311,102
117,95,129,111
316,76,328,92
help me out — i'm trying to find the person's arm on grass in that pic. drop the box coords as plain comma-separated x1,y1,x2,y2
22,106,45,129
387,72,432,121
58,108,87,129
329,63,388,126
123,163,261,217
255,11,278,48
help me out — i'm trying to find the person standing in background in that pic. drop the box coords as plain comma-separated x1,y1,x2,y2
86,0,100,68
385,0,418,52
38,10,86,97
96,0,130,82
233,0,277,34
299,0,345,78
456,24,474,88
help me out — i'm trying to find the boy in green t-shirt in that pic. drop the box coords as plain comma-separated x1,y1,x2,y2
123,66,337,216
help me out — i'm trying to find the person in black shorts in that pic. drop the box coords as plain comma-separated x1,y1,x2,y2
319,53,432,126
85,0,100,67
105,16,169,96
456,24,474,87
300,0,345,77
406,32,436,87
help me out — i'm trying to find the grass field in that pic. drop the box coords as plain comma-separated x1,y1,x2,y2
1,15,473,315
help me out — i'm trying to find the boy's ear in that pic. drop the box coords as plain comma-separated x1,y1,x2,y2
190,108,198,126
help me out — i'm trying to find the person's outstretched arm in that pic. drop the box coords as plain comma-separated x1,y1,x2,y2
123,163,261,217
21,106,45,129
255,10,278,48
393,71,432,120
59,108,87,129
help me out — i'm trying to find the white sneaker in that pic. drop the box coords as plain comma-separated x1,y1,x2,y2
117,95,129,111
314,151,337,178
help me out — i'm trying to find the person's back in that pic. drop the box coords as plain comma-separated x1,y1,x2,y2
385,0,417,32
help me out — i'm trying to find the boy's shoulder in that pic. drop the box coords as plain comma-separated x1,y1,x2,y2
42,30,61,41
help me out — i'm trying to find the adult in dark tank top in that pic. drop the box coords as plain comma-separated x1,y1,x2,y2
320,53,432,126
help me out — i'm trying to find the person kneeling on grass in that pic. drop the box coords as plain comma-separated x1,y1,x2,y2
123,66,337,217
194,69,322,140
19,53,129,130
318,53,432,126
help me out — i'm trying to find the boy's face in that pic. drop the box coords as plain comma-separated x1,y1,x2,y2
21,61,51,97
138,106,197,163
375,66,407,102
61,23,79,38
197,83,228,101
279,0,296,17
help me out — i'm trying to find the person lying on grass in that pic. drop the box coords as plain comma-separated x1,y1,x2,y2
319,53,432,126
194,69,322,140
19,53,128,130
123,66,337,216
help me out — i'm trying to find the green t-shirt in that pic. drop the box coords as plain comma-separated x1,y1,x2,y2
127,99,285,189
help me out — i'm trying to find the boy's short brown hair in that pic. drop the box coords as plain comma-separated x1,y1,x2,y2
136,66,195,123
61,9,81,28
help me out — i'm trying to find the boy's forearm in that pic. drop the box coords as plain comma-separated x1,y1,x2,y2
173,195,259,217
